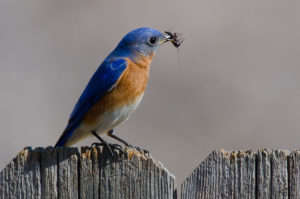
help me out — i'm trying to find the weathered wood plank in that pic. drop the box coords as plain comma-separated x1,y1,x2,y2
91,147,100,199
19,147,41,199
182,150,227,199
182,149,292,199
97,147,176,199
41,147,58,199
271,150,289,198
79,147,93,199
0,147,41,199
58,147,79,199
181,149,256,199
1,146,176,199
256,149,272,198
0,151,17,198
257,149,289,198
191,149,230,198
230,150,256,198
289,150,300,199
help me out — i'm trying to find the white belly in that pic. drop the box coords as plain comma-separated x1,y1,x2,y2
94,94,144,134
65,94,144,146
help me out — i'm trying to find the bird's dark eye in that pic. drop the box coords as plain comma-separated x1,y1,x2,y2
148,37,157,45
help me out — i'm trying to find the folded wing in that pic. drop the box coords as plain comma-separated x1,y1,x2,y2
55,58,128,147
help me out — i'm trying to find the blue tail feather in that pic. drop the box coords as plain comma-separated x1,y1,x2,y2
54,121,80,147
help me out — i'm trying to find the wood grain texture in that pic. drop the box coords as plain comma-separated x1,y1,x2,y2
58,147,79,199
97,147,176,199
3,148,298,198
256,149,289,198
0,146,176,199
181,149,292,199
41,147,58,199
80,147,93,199
0,147,42,199
289,150,300,199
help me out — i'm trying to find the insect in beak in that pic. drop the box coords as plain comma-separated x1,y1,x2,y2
163,31,184,48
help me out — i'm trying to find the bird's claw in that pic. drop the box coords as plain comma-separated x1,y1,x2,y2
91,142,125,156
110,143,126,155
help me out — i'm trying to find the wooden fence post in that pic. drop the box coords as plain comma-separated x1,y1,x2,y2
181,149,300,199
0,147,176,199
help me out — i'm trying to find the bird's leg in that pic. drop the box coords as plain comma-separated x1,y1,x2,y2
91,131,114,156
107,129,149,154
107,129,130,146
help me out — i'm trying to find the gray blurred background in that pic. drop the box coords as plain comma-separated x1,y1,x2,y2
1,0,300,185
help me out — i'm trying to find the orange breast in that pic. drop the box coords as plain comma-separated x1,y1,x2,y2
82,54,153,126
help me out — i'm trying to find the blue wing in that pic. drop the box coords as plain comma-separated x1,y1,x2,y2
55,58,128,147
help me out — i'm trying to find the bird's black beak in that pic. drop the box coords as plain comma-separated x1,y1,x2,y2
159,32,172,44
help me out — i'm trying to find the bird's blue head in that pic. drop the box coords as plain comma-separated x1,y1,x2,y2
112,27,169,59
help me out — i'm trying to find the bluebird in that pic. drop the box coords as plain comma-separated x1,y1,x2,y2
55,27,179,149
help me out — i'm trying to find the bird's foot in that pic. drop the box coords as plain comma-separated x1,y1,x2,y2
109,143,126,154
91,142,125,155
